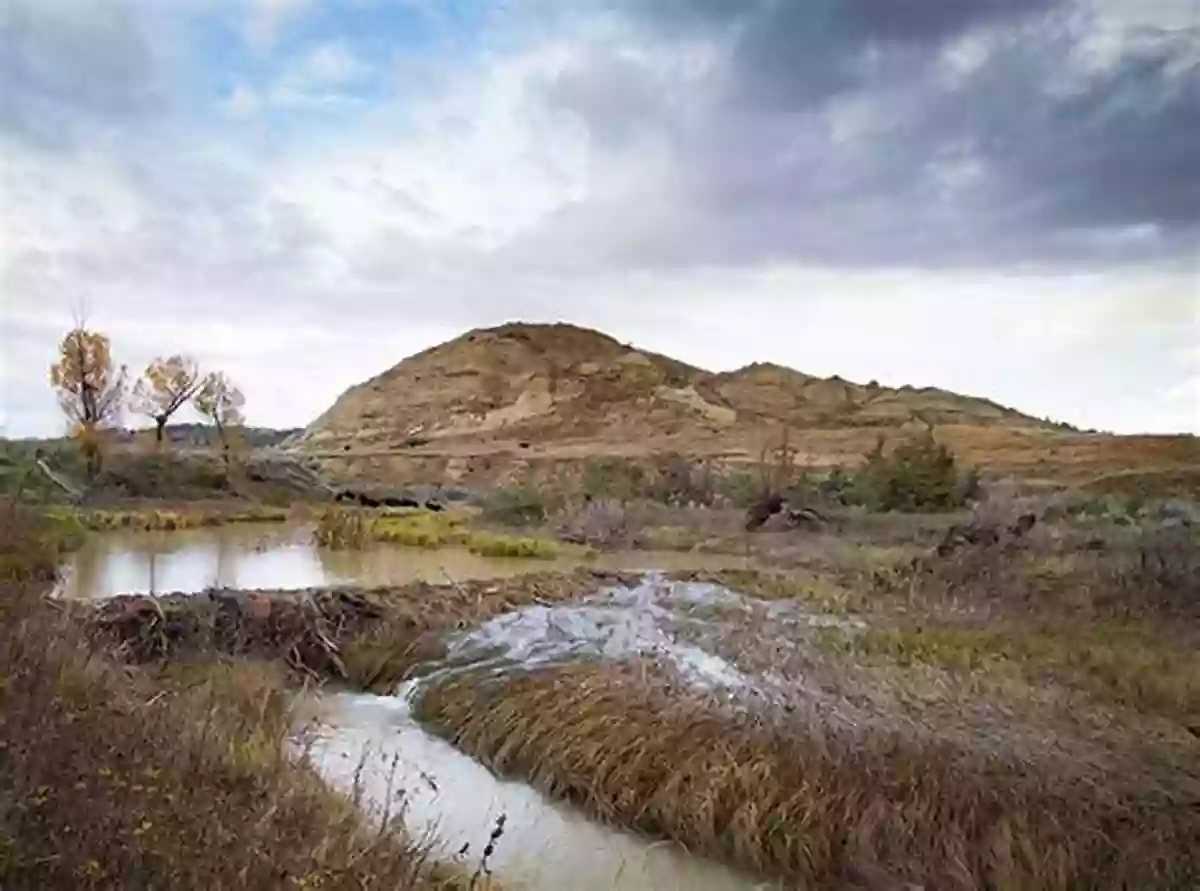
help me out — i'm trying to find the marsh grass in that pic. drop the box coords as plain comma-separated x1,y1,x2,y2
466,532,565,559
50,503,290,533
0,503,475,891
688,568,861,613
314,505,566,559
0,499,84,581
819,621,1200,727
0,499,511,890
315,505,381,548
340,628,449,693
415,661,1200,890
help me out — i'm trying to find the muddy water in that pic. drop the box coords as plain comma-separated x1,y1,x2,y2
302,694,777,891
302,575,853,891
56,523,751,599
61,528,790,888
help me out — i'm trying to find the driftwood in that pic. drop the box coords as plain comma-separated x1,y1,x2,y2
35,458,86,503
745,495,828,532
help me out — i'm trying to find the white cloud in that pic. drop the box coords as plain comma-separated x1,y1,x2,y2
293,42,369,87
244,0,314,51
221,83,262,118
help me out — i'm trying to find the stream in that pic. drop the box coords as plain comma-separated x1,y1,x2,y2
62,525,812,890
302,572,855,891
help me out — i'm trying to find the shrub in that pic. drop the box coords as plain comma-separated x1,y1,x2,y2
1111,523,1200,619
852,433,974,512
715,469,761,508
819,464,854,504
581,457,646,502
644,453,716,506
479,479,555,526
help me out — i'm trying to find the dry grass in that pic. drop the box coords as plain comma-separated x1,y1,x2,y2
314,504,381,548
415,661,1200,890
818,620,1200,729
682,567,862,613
313,504,567,559
49,502,290,532
0,498,481,891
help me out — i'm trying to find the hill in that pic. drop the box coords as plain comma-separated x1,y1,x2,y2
296,322,1057,457
286,322,1190,493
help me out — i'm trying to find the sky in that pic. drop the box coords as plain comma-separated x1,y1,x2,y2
1,0,1197,437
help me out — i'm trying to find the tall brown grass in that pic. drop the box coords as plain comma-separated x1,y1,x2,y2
416,661,1200,890
0,498,460,890
314,505,378,548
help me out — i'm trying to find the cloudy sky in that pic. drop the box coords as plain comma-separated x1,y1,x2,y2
2,0,1197,437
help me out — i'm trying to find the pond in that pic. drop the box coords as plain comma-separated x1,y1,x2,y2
55,522,753,599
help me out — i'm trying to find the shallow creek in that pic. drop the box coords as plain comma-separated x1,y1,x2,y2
303,693,776,890
302,574,860,891
63,527,840,889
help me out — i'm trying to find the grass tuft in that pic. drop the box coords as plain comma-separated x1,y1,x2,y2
48,503,289,533
466,533,563,560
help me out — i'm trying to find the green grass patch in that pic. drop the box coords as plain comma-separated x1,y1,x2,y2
465,533,564,560
373,510,467,549
317,506,566,560
638,525,697,551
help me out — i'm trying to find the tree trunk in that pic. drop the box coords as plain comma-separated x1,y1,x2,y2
215,419,230,467
155,417,167,443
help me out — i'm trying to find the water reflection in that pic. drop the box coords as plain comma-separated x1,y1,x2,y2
58,525,328,598
57,523,752,599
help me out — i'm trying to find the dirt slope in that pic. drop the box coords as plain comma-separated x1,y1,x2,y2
300,322,725,451
299,322,1046,449
293,322,1196,491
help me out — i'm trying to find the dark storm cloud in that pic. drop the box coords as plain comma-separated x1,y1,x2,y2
1006,30,1200,229
512,0,1200,269
0,0,163,147
601,0,1064,108
617,0,1060,40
